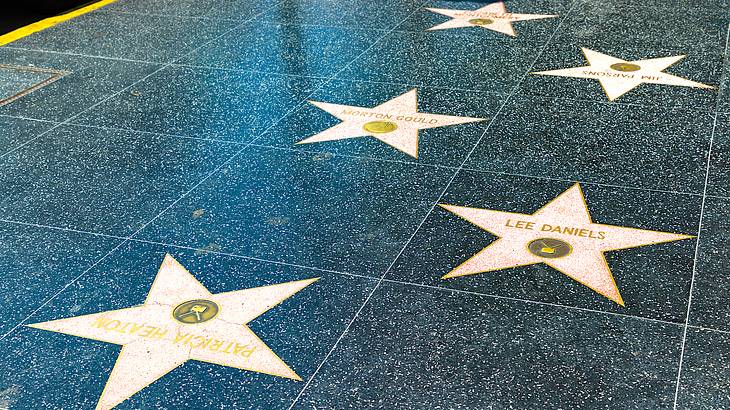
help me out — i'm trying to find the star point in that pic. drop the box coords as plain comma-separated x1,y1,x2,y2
533,48,713,100
28,255,317,409
297,89,485,158
440,184,691,305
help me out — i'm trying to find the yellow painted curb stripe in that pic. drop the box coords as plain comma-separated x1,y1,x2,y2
0,0,119,46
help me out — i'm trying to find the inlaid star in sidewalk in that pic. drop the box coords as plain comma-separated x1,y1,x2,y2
28,254,318,410
532,48,713,100
439,184,693,305
296,89,484,158
425,2,557,36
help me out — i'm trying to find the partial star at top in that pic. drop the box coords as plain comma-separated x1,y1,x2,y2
532,47,713,100
425,2,557,36
28,254,318,410
440,184,693,305
297,89,484,158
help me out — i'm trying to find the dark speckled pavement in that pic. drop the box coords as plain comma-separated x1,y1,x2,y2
0,0,728,408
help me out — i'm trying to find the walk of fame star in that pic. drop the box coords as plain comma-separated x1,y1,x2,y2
296,89,484,158
532,48,713,101
28,255,318,410
439,184,693,305
425,2,557,36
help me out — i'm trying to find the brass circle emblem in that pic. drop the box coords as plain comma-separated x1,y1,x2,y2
527,238,573,259
469,18,494,25
610,62,641,72
363,121,398,134
173,299,219,324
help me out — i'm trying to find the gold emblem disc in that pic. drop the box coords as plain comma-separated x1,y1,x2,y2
363,121,398,134
610,63,641,72
469,18,494,25
173,299,219,324
527,238,572,259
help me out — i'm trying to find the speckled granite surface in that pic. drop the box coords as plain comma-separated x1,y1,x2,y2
0,0,727,408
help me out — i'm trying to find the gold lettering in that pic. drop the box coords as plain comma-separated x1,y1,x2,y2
209,340,225,352
104,320,122,331
128,322,144,335
582,70,636,79
174,332,190,344
92,317,112,329
234,344,257,358
506,219,535,230
221,342,235,354
148,327,168,339
537,224,606,240
193,336,213,349
139,326,157,338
